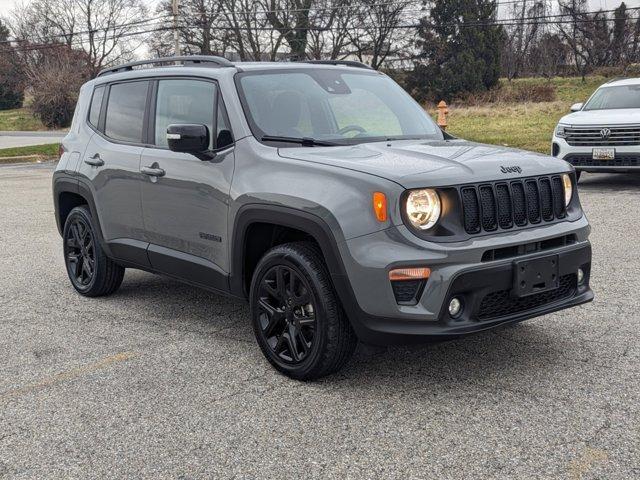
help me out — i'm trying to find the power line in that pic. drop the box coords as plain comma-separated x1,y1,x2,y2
5,3,640,51
0,14,172,46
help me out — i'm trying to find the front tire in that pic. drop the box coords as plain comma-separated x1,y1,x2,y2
249,242,357,380
63,205,125,297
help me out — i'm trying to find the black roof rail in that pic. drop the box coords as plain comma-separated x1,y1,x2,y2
97,55,234,77
301,60,373,70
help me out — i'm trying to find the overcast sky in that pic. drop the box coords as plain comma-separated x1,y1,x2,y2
2,0,640,21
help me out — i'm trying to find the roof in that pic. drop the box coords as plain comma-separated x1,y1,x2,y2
97,56,373,77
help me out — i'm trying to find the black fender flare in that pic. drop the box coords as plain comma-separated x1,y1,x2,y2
229,204,358,308
53,175,114,258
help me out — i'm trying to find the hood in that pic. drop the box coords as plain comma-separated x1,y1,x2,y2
277,139,568,189
559,108,640,126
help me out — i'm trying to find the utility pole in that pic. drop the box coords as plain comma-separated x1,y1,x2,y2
172,0,180,56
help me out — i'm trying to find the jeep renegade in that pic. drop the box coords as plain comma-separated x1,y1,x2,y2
53,56,593,380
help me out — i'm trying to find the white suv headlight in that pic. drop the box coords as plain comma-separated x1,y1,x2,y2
555,125,567,138
406,189,441,230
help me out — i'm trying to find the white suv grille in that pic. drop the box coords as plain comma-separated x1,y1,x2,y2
564,125,640,146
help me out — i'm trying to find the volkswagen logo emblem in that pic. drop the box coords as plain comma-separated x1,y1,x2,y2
600,128,611,139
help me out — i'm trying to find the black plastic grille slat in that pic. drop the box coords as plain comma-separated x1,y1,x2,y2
478,185,498,231
525,180,541,223
461,188,481,233
495,183,513,229
538,178,554,221
511,182,527,226
477,274,576,320
551,176,566,218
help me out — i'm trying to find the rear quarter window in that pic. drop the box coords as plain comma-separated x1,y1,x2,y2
88,85,105,128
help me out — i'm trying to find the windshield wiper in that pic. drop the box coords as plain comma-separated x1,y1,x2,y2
261,135,340,147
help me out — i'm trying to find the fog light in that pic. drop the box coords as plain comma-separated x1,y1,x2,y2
577,268,585,285
448,297,462,318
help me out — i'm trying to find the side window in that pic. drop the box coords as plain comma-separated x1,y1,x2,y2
88,85,105,128
216,95,233,149
104,81,149,143
155,79,216,149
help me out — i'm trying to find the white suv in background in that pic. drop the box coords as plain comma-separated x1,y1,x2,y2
552,77,640,180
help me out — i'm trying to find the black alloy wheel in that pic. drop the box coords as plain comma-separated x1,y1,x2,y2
250,242,357,380
256,264,317,364
65,216,96,288
62,206,125,297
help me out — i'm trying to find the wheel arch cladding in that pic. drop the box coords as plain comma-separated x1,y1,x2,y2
230,205,352,301
54,177,112,257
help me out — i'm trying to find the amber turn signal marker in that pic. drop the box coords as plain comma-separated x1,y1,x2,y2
388,267,431,281
372,192,388,222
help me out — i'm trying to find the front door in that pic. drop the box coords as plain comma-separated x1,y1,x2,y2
140,78,235,290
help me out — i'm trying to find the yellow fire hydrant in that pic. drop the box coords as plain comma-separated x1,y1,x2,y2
437,100,449,130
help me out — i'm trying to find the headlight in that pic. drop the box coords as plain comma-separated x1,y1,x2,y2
406,189,441,230
562,173,573,206
555,125,566,138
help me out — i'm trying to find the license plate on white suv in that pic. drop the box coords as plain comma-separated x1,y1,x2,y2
593,148,615,160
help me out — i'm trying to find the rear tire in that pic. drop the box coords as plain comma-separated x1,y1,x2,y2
63,205,124,297
249,242,357,380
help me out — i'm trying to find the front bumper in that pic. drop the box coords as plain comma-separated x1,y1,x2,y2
334,219,593,345
552,136,640,171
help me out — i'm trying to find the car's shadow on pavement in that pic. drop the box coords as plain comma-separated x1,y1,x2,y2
577,172,640,191
112,271,568,391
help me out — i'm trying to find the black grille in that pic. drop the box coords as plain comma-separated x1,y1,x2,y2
477,274,576,320
479,186,497,231
564,153,640,168
460,176,566,234
391,280,424,305
461,188,481,233
539,178,553,221
525,180,541,223
495,184,513,229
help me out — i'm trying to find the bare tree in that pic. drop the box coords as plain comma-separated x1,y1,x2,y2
503,0,548,80
265,0,314,60
348,0,409,69
10,0,148,77
306,0,355,60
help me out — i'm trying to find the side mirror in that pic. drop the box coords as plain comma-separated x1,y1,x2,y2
570,102,584,112
167,124,210,154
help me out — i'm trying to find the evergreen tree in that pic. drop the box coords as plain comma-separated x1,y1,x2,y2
409,0,505,101
0,19,25,110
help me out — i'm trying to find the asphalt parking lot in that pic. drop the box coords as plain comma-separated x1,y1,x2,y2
0,162,638,479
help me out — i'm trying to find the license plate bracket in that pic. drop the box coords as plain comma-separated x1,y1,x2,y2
592,147,615,160
513,254,559,297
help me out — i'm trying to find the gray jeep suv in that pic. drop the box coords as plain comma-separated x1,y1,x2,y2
53,56,593,380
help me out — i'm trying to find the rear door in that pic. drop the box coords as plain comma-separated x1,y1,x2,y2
140,77,235,290
78,80,150,265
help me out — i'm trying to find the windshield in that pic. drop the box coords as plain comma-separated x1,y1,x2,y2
236,69,443,145
584,85,640,110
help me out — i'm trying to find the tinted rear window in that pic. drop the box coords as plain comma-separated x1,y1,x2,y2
105,81,148,142
88,85,105,128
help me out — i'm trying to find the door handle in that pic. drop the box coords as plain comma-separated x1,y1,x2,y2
84,153,104,167
141,165,165,177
